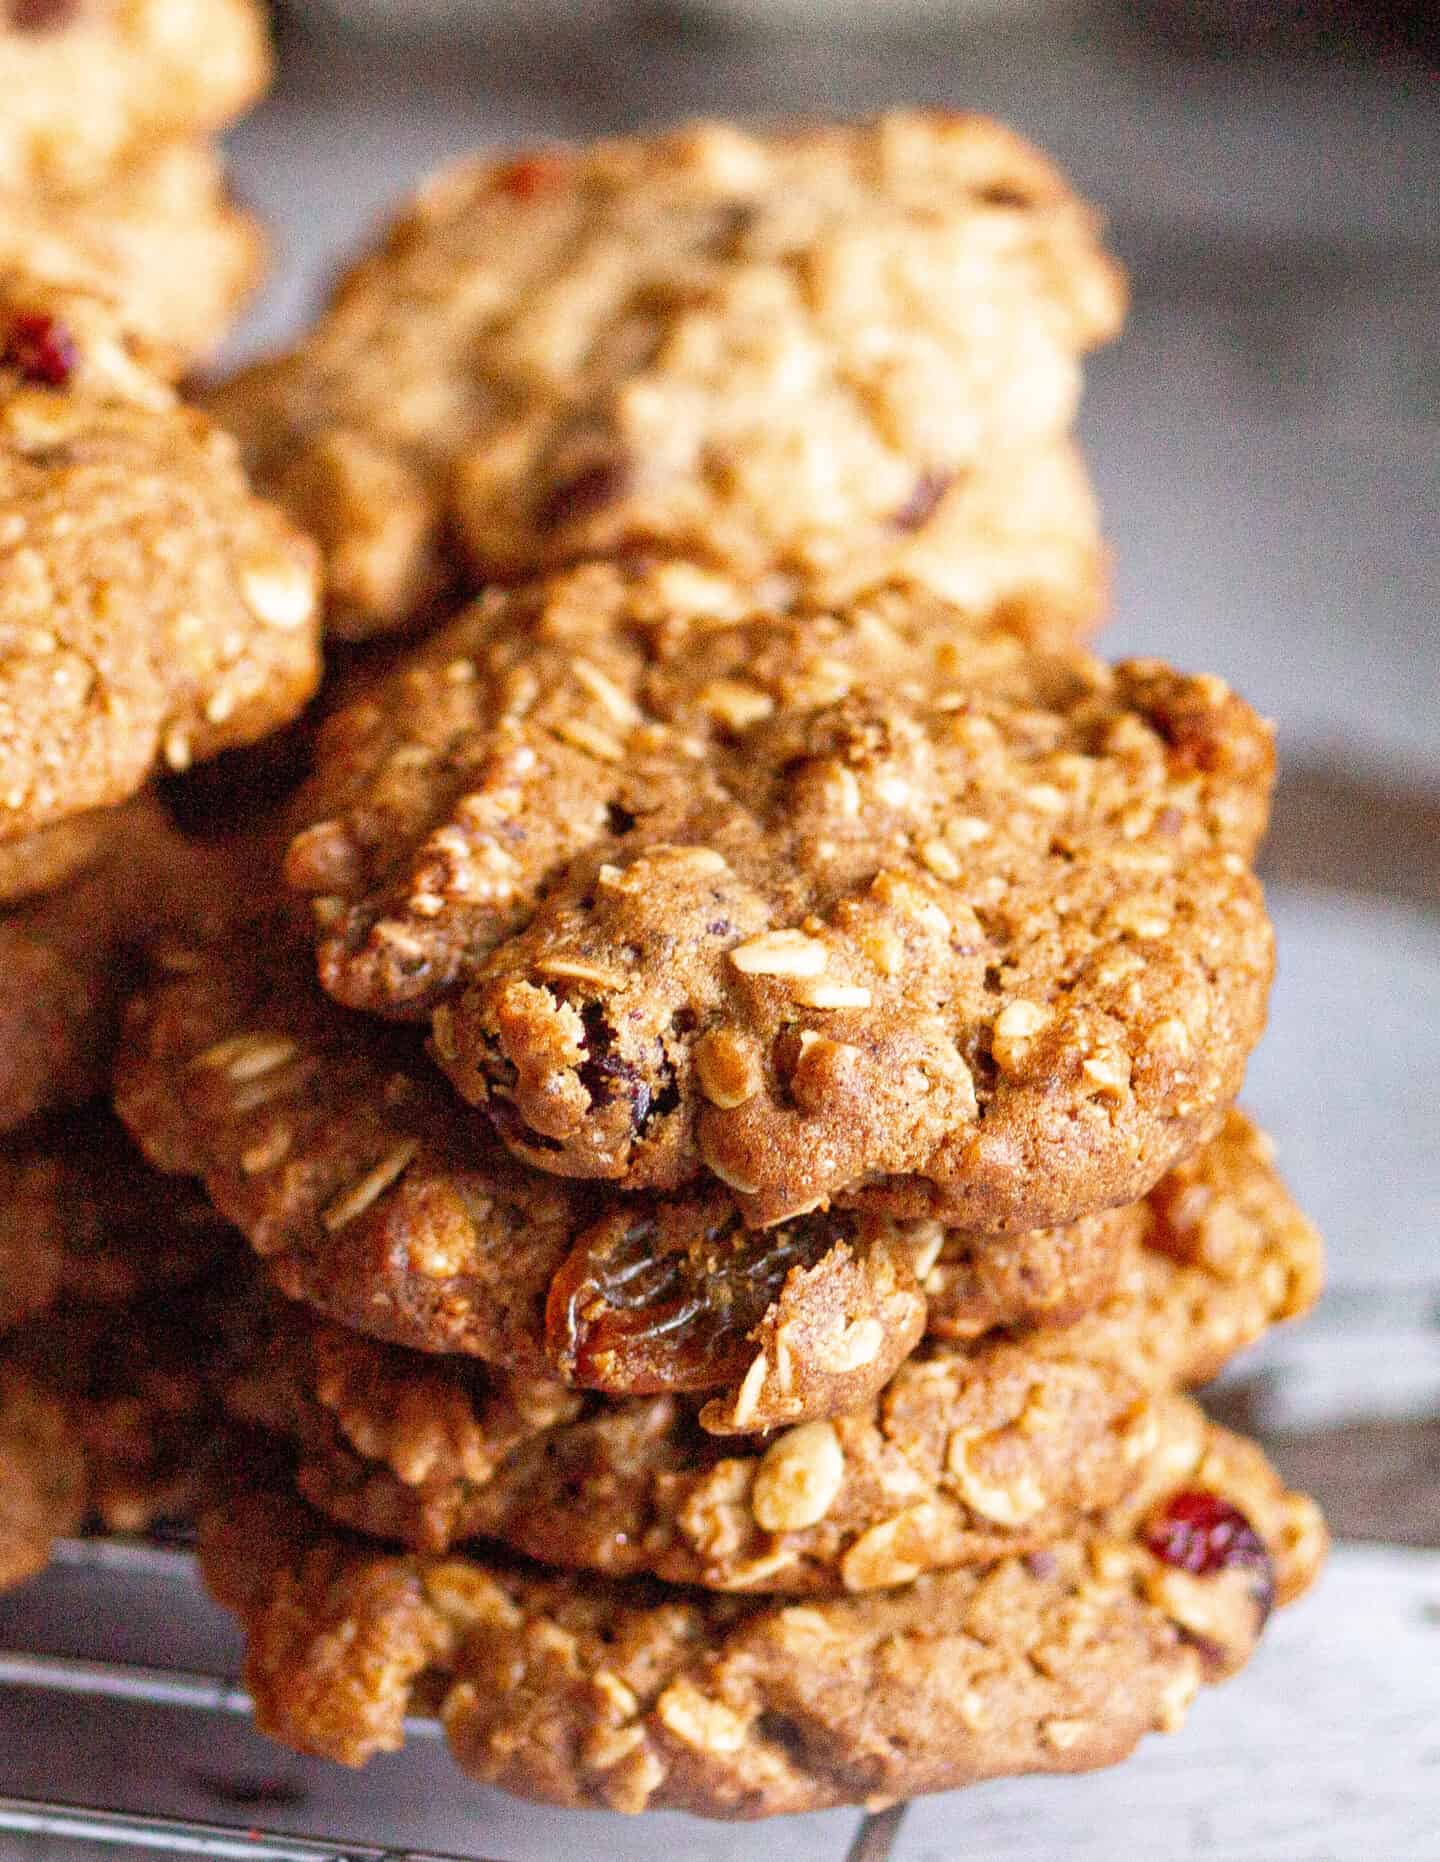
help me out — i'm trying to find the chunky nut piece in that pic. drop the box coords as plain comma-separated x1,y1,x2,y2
751,1422,845,1533
729,930,829,979
694,1028,762,1109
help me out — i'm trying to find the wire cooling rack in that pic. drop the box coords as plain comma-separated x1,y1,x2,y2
0,1537,905,1862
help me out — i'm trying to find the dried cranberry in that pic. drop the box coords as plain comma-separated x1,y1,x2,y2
3,311,77,387
493,155,563,200
890,469,953,533
535,457,630,533
1145,1490,1275,1617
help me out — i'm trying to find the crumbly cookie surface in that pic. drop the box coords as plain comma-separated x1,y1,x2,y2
225,1116,1320,1590
284,565,1273,1228
211,111,1122,636
0,142,266,374
199,1420,1323,1817
0,795,243,1132
0,275,321,836
115,906,1305,1429
0,0,270,193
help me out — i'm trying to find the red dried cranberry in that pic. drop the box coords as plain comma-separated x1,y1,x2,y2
4,311,78,387
493,155,563,201
1145,1490,1275,1616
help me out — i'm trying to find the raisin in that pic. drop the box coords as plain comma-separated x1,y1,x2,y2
535,457,630,533
890,469,953,533
1144,1490,1275,1620
3,311,77,387
545,1204,837,1392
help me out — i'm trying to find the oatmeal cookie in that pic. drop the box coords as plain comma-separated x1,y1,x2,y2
115,913,1307,1431
226,1125,1319,1588
211,111,1122,637
0,0,270,194
0,142,266,374
0,1106,233,1333
0,1363,84,1593
284,564,1273,1228
199,1421,1324,1817
0,274,321,839
0,795,244,1132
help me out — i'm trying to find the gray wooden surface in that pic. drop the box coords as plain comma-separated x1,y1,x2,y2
1,14,1436,1859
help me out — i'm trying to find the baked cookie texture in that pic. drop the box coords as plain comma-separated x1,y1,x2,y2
0,795,241,1133
0,142,266,374
278,564,1274,1230
0,275,322,838
226,1122,1319,1588
0,0,271,193
209,111,1123,637
115,883,1303,1425
199,1421,1324,1817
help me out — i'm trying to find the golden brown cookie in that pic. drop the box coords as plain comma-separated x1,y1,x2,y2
198,1419,1324,1817
0,0,270,193
224,1127,1319,1588
115,905,1308,1429
211,112,1123,637
282,564,1273,1229
0,795,247,1133
0,142,266,374
0,274,321,839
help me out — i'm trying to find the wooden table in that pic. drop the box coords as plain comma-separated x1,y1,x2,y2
1,16,1436,1858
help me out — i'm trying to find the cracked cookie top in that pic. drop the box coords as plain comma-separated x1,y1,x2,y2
0,275,321,837
211,110,1123,636
284,564,1274,1229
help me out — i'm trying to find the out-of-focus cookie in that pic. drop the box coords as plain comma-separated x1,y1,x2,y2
0,1106,233,1333
211,111,1123,637
0,0,270,193
0,274,321,839
0,143,266,374
281,564,1273,1230
0,795,245,1133
0,810,105,904
198,1422,1324,1817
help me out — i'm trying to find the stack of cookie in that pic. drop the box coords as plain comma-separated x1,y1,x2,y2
4,110,1328,1823
0,0,274,374
0,0,324,1599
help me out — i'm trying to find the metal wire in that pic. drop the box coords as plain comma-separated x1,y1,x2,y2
2,1536,907,1862
0,1798,475,1862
